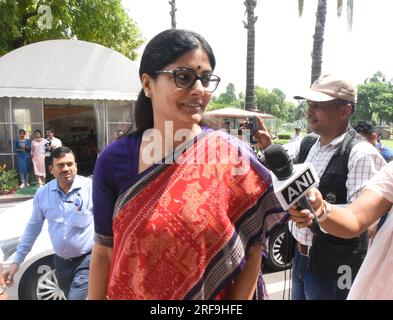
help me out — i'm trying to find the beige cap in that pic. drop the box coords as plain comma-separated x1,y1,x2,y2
294,74,357,103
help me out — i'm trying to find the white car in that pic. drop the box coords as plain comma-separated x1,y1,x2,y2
0,199,65,300
0,199,290,300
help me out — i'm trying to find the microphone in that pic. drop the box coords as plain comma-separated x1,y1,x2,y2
263,144,320,233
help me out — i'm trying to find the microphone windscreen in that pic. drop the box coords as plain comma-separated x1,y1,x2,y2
264,144,293,180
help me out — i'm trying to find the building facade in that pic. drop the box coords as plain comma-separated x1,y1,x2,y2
0,39,141,176
0,97,135,176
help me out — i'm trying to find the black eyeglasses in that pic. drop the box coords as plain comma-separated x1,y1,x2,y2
155,68,221,93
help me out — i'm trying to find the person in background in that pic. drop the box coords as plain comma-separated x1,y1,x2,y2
14,129,31,188
289,127,302,144
30,129,46,187
44,129,62,182
288,161,393,299
83,139,98,172
223,119,231,133
354,120,393,234
254,74,386,300
354,120,393,162
284,127,303,158
0,253,8,300
88,29,285,300
4,147,93,300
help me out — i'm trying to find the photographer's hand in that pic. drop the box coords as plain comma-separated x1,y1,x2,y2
253,117,272,150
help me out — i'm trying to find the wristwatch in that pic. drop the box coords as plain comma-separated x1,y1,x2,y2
318,200,332,222
0,284,7,295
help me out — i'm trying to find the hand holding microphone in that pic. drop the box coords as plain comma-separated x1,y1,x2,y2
288,188,325,228
263,144,321,233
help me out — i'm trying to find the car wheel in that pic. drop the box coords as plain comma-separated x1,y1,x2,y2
18,255,66,300
266,226,292,271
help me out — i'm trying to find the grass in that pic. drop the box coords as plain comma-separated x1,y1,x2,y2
15,184,39,196
382,139,393,149
274,139,289,145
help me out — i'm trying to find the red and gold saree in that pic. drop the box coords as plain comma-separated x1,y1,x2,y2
107,130,285,299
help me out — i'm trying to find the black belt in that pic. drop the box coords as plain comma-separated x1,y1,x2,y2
56,251,91,263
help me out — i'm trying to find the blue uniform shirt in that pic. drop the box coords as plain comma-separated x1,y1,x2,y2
13,175,94,265
376,142,393,162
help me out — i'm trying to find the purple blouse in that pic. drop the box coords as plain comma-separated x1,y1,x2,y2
93,131,151,238
93,127,265,241
93,127,212,238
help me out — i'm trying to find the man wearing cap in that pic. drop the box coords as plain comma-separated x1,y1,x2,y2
255,74,386,300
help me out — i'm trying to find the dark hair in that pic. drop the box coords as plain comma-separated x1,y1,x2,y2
354,120,376,137
46,128,55,133
34,129,42,135
50,146,76,165
130,29,216,133
18,129,26,134
331,98,356,115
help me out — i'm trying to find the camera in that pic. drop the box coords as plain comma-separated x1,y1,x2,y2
245,116,258,144
45,140,52,153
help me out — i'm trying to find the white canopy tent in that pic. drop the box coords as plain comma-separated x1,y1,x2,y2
0,39,142,173
0,39,141,100
206,107,274,119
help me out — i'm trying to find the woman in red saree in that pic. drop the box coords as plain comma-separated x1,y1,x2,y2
88,29,285,300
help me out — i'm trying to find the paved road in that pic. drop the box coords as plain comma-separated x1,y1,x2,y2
0,201,23,214
264,266,293,300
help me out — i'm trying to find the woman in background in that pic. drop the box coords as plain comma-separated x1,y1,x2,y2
14,129,31,188
30,129,46,186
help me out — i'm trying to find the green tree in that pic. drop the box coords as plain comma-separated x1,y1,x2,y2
293,100,308,122
369,71,387,83
206,98,225,111
238,91,245,109
374,90,393,125
218,83,237,105
354,83,378,124
254,86,294,121
254,86,272,113
354,72,393,126
208,83,242,111
0,0,143,60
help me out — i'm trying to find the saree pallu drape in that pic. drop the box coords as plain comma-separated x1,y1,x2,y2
107,131,285,300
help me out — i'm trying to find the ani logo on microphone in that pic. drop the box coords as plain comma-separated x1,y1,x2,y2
282,168,317,204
